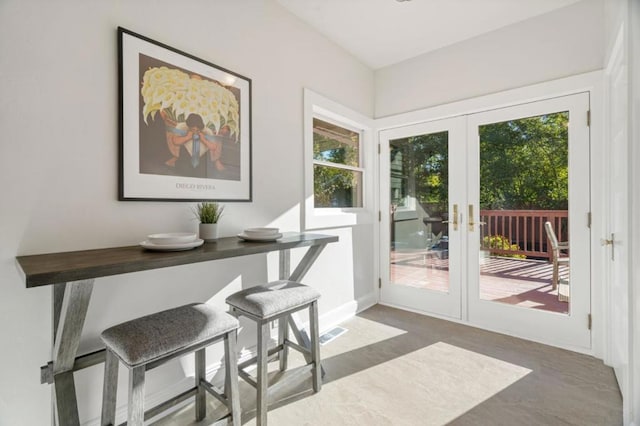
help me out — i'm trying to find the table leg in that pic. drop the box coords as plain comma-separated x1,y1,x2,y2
51,280,94,426
279,249,290,280
279,249,291,371
51,283,66,426
280,245,327,377
53,371,80,425
287,245,326,283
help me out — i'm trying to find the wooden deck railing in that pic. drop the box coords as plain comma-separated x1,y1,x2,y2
479,209,568,260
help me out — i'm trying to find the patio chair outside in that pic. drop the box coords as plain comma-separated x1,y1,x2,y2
544,221,569,291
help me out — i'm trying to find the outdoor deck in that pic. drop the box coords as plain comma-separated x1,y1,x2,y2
390,250,570,314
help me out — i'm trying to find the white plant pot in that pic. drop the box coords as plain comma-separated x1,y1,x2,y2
199,223,219,241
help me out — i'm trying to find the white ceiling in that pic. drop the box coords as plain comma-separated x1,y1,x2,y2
276,0,582,69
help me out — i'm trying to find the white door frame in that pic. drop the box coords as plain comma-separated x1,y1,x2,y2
375,71,605,356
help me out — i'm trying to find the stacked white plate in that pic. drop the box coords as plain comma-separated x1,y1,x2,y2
140,232,203,251
237,227,282,242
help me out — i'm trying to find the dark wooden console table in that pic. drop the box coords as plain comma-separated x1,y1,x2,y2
16,232,338,426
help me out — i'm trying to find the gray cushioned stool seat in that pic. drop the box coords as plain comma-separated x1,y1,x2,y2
101,303,239,366
225,280,320,319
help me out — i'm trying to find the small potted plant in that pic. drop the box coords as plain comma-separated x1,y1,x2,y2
194,202,224,241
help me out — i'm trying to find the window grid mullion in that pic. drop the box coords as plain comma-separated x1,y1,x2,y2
313,160,364,173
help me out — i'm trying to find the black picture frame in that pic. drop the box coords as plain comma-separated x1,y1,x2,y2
118,27,252,201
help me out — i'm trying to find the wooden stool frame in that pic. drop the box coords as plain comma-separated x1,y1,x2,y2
229,299,320,426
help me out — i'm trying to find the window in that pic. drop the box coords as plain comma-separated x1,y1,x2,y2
304,89,373,229
313,117,363,208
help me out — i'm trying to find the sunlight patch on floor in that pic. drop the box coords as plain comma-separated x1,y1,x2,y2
329,341,532,425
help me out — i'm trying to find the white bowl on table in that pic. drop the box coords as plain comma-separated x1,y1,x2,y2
243,227,280,238
147,232,197,245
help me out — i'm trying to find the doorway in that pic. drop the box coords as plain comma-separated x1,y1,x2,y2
379,93,591,349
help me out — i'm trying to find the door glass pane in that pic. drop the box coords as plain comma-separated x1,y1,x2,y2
389,131,449,292
478,112,570,314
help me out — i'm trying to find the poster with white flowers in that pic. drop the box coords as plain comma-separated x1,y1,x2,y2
118,27,252,201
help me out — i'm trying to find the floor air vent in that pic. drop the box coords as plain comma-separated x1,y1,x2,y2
319,326,348,346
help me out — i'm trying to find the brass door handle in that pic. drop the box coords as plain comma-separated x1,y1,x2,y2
602,233,615,261
443,204,458,231
468,205,486,231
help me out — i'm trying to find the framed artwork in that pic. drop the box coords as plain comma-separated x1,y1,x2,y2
118,27,252,201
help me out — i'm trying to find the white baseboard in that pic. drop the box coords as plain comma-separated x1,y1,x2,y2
356,292,377,313
275,293,376,336
317,300,358,334
81,296,376,426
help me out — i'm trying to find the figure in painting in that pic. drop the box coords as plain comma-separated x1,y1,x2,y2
163,112,224,171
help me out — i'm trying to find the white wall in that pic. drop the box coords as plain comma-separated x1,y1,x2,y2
374,0,604,117
0,1,375,424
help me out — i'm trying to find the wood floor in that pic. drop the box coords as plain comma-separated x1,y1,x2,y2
391,252,570,314
156,304,621,426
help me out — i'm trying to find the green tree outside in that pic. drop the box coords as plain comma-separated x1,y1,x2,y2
390,131,448,215
389,112,569,212
479,112,569,210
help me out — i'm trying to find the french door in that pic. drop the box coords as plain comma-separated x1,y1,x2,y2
466,93,591,349
379,117,466,319
379,93,591,349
